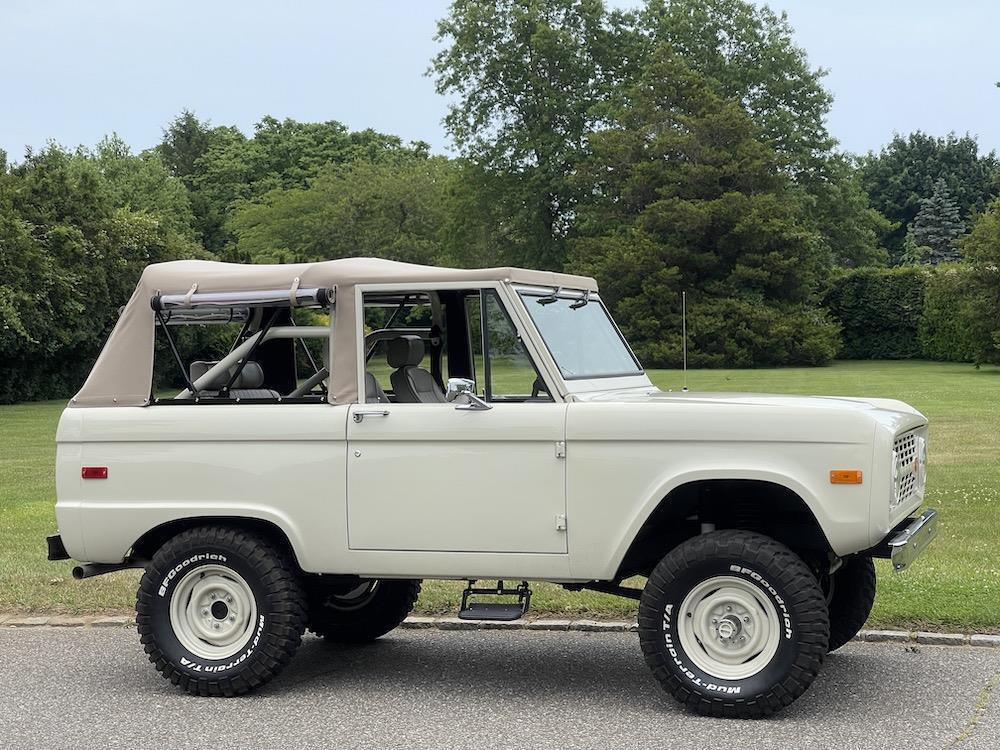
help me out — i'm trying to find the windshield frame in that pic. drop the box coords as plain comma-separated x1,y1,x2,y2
516,288,644,381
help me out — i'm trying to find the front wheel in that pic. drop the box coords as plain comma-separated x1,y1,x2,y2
136,526,307,696
826,556,877,652
638,530,829,718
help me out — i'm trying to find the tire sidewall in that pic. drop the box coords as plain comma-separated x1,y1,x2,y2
646,557,803,699
145,545,273,679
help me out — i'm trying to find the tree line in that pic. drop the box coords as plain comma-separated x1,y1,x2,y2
2,0,999,403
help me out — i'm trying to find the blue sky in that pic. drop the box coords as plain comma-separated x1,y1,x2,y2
2,0,997,162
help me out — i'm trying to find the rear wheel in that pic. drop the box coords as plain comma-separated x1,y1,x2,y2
135,526,307,696
826,556,877,652
307,577,421,643
638,530,829,718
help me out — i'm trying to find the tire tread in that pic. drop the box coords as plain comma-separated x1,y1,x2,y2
135,525,307,697
638,530,829,718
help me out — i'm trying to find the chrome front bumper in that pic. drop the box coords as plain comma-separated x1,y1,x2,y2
869,509,939,572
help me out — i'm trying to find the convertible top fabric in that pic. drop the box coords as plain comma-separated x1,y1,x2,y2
71,258,597,407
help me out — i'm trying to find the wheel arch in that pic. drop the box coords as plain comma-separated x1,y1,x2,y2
613,476,835,580
130,516,301,570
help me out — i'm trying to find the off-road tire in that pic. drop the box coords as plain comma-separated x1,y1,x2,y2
307,578,421,643
826,556,877,652
638,530,829,718
135,526,307,696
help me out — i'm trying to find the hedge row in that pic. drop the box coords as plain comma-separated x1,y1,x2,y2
825,264,999,364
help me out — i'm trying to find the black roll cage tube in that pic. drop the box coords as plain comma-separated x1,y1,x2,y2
154,308,199,397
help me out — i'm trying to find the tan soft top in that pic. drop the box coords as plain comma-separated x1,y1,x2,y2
72,258,597,407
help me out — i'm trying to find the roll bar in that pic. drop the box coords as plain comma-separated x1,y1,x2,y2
174,326,328,400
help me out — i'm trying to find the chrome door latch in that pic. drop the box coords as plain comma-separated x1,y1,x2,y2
555,441,566,459
353,409,390,423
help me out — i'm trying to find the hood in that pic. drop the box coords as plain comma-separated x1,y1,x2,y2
573,387,926,431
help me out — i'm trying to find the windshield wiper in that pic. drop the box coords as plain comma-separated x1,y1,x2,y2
569,290,590,309
536,286,562,306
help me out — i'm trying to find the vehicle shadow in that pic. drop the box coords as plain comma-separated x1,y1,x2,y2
264,631,890,720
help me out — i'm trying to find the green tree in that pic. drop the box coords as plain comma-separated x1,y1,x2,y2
157,113,425,254
432,0,613,269
567,45,839,367
433,0,886,271
634,0,834,176
904,178,965,264
955,199,1000,362
157,110,214,183
860,132,1000,261
0,142,202,402
228,156,455,266
631,1,887,268
797,156,891,269
96,134,197,240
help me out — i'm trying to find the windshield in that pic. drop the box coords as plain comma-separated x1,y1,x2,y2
519,291,642,379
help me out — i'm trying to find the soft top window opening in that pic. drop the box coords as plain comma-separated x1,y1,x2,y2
152,311,331,405
150,283,336,405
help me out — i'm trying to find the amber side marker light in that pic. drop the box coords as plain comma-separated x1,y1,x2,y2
830,469,863,485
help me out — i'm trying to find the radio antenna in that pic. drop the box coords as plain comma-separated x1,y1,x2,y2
682,291,688,392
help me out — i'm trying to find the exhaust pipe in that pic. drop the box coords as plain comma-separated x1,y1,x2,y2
71,561,142,580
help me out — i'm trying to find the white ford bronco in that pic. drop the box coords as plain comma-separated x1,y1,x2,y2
47,258,937,717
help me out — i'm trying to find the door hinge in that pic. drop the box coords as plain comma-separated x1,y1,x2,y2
555,514,567,531
554,441,566,459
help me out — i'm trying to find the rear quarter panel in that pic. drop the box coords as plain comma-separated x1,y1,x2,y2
55,404,347,571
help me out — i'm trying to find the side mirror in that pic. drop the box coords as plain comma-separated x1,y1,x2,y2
445,378,492,411
445,377,475,401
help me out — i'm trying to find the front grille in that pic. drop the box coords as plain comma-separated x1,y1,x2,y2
892,431,921,509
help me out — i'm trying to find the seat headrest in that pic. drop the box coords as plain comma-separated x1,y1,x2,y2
233,361,265,389
387,336,425,369
190,360,265,390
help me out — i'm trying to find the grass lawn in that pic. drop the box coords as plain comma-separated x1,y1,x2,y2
2,359,998,631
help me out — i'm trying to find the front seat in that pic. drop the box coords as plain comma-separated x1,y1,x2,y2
365,372,389,403
388,336,446,403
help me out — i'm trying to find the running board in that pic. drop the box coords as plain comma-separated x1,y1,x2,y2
458,580,531,621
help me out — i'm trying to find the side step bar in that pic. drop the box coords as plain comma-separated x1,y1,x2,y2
458,580,532,621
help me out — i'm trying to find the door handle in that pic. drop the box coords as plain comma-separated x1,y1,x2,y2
353,409,390,423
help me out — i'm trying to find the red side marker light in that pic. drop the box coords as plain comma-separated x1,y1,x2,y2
82,466,108,479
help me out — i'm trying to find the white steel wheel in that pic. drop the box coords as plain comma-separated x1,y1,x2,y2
168,564,258,660
677,575,781,681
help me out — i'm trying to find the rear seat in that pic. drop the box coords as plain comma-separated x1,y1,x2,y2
189,361,280,399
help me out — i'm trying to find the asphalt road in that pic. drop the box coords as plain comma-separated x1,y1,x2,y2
0,627,997,750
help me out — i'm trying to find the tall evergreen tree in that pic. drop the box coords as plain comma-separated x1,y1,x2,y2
905,178,965,264
432,0,886,271
567,45,839,368
860,132,999,261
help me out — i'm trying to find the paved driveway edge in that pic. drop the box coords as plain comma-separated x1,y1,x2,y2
1,612,997,646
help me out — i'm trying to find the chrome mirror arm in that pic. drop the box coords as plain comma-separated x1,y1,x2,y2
454,392,492,411
445,377,493,411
